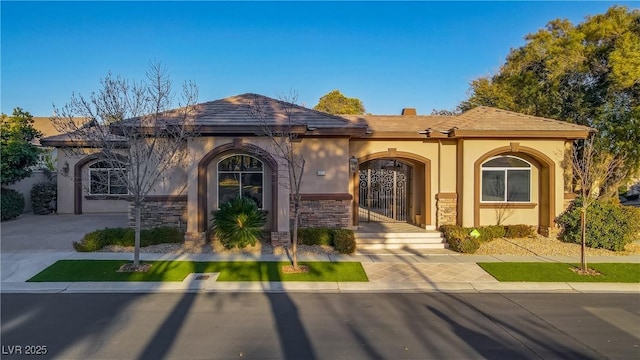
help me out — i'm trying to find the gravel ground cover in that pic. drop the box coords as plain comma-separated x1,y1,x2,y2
100,241,337,255
475,235,640,257
100,234,640,257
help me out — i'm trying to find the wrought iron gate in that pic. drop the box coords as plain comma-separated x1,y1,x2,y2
358,159,410,222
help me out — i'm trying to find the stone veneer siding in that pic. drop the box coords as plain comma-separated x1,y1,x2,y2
436,193,458,228
294,199,351,229
127,197,187,233
270,231,290,246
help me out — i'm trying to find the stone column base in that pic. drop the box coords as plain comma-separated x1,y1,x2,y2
271,232,290,246
184,232,206,246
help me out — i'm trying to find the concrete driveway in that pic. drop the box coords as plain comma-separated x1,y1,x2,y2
1,213,127,251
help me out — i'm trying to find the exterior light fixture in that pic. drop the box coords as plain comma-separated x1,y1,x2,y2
62,161,70,176
349,156,358,174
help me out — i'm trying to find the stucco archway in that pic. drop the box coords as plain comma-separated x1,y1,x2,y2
197,142,278,233
352,151,432,227
473,146,556,232
73,152,128,214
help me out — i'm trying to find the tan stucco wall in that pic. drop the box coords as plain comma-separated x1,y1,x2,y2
55,144,190,215
459,139,565,228
299,138,350,193
439,140,457,193
55,149,129,214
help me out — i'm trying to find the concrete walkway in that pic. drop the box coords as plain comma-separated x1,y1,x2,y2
2,251,639,294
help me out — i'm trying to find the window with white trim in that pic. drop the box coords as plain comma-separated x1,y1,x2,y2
217,154,263,208
89,160,128,195
481,156,531,202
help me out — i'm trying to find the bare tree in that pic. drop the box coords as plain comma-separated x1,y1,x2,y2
248,92,306,271
571,138,626,271
52,63,198,269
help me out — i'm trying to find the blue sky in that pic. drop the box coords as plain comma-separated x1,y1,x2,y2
1,1,633,116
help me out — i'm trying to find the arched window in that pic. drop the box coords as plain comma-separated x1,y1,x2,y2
217,154,263,208
89,160,128,195
481,156,531,202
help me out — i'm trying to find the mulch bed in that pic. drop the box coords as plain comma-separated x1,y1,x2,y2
117,263,153,273
281,265,310,274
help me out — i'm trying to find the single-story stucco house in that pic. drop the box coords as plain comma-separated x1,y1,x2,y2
41,93,591,247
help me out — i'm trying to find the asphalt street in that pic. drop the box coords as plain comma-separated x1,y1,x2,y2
2,293,639,359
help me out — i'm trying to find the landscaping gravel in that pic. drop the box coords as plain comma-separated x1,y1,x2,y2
100,242,337,255
475,235,640,257
99,235,640,257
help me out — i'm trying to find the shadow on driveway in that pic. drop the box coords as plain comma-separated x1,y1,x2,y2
1,213,127,251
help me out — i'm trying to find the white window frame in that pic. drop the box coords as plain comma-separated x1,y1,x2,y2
88,160,128,195
217,154,264,209
480,155,532,203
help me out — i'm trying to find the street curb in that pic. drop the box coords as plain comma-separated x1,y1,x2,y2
2,281,638,294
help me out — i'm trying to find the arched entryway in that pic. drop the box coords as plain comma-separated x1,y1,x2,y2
358,159,412,222
197,142,278,233
353,151,431,227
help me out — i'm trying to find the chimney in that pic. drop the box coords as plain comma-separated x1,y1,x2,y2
401,108,417,116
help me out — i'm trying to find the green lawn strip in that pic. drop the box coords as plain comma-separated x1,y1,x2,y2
478,262,640,283
27,260,368,282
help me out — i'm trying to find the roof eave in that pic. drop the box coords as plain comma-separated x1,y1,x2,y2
448,129,591,139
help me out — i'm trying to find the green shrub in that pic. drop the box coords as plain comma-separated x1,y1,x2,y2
73,230,105,252
555,197,640,251
1,188,25,220
504,225,535,238
141,226,183,246
478,225,506,241
333,229,356,254
73,226,184,252
297,227,333,246
31,181,56,215
211,197,266,249
439,225,481,254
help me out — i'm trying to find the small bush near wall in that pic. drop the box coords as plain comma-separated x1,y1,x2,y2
1,188,25,221
334,229,356,254
439,225,481,254
31,182,56,215
297,228,333,246
73,226,183,252
296,227,356,254
504,225,535,238
479,225,506,241
555,197,640,251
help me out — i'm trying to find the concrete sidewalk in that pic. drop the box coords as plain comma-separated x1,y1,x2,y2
2,251,639,294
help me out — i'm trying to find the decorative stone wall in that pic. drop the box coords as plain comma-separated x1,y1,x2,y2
127,196,187,232
270,231,290,246
436,193,458,227
293,199,351,229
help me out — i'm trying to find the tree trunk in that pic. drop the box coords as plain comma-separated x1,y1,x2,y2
580,207,587,271
292,203,299,269
134,204,141,267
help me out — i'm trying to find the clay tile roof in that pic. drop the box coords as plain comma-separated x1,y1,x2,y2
126,93,367,133
342,106,592,138
454,106,591,132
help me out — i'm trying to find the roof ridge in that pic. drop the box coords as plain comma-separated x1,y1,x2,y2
465,105,583,127
228,93,365,127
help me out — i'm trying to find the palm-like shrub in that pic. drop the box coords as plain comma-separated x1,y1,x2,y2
212,197,266,249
